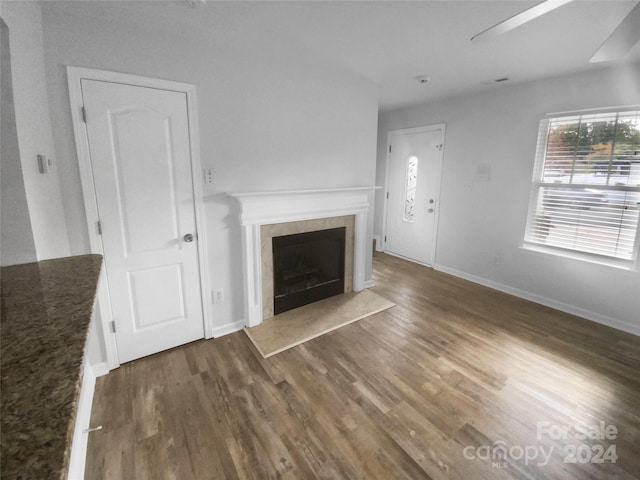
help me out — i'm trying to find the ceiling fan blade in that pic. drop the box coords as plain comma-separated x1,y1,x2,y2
590,1,640,63
471,0,574,43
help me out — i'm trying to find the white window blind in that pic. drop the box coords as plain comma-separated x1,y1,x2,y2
524,109,640,262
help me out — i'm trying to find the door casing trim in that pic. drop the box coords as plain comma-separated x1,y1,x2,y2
382,124,446,267
67,66,213,371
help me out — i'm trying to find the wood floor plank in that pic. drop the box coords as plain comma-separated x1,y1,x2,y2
86,252,640,479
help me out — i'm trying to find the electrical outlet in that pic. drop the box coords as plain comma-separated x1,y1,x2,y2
212,289,224,304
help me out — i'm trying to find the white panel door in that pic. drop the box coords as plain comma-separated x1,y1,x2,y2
82,79,204,363
385,126,444,265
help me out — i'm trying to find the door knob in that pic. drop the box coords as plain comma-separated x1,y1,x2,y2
183,233,194,242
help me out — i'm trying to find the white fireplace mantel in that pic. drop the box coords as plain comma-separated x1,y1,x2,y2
228,187,376,327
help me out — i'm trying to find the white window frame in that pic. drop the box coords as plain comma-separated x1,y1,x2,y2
523,107,640,269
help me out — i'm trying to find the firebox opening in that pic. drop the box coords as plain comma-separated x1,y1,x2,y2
273,227,346,315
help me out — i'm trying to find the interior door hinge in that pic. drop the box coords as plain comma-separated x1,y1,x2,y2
110,320,116,333
389,145,392,153
97,220,102,235
81,106,87,123
386,192,389,199
384,235,387,242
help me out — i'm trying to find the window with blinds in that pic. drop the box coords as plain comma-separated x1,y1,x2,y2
524,109,640,263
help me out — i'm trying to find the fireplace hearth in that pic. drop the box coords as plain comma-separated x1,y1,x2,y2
273,227,345,314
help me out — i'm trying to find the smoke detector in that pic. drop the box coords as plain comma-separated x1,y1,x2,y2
415,75,431,84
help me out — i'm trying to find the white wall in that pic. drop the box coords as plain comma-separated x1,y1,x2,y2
376,64,640,335
39,3,378,336
0,1,70,262
1,17,37,266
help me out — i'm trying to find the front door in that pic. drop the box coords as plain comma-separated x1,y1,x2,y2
384,125,444,266
81,79,204,363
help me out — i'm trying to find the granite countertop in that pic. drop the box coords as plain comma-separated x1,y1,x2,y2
1,254,102,480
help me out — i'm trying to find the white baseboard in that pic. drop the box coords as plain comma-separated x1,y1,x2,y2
67,360,96,480
385,250,431,268
434,263,640,337
91,361,110,377
364,279,376,289
211,319,246,337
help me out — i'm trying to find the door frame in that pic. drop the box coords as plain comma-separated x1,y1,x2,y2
67,66,213,371
382,124,446,267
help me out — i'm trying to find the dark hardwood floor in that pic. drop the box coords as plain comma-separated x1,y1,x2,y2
86,252,640,479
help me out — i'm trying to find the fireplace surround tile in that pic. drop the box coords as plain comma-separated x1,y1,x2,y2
261,215,355,320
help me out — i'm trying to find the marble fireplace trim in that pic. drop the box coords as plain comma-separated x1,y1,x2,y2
228,187,373,327
261,216,355,321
